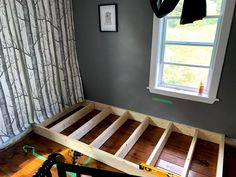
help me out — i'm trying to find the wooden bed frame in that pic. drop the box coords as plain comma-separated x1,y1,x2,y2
33,100,224,177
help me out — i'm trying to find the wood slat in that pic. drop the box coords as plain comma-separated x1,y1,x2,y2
115,117,150,158
38,100,224,177
216,135,225,177
146,122,173,166
80,114,119,145
84,100,223,144
41,102,83,127
90,111,129,148
100,119,140,155
182,129,198,177
124,126,164,164
61,110,100,136
50,103,94,132
68,107,112,140
33,124,155,177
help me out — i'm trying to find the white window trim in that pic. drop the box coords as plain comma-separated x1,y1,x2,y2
149,0,235,104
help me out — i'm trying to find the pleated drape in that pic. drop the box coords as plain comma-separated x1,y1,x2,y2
0,0,84,148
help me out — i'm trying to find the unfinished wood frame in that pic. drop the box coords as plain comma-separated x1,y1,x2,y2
146,122,173,166
34,100,225,177
115,117,149,158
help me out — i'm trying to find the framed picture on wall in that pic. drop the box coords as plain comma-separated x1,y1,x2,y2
98,4,118,32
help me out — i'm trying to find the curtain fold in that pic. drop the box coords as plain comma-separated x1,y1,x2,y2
150,0,207,24
0,0,84,148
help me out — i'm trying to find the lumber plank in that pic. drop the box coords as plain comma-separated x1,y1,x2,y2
125,126,164,164
182,129,199,177
84,100,223,144
216,135,225,177
115,117,150,158
33,124,155,177
80,114,119,144
84,100,170,129
172,123,196,137
50,103,94,132
41,100,224,177
90,111,129,148
146,122,173,166
68,107,112,140
41,102,83,127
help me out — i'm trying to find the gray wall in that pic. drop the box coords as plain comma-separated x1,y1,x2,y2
72,0,236,138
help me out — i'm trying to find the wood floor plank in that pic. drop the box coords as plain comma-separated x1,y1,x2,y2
155,132,192,175
0,133,120,177
162,144,190,159
115,117,149,158
124,125,164,164
159,151,186,167
60,110,100,136
68,107,112,139
100,119,140,155
79,114,119,144
188,170,209,177
46,106,84,128
189,139,219,177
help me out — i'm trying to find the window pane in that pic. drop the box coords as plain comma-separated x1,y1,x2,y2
166,18,218,43
207,0,222,15
164,45,213,66
162,64,209,88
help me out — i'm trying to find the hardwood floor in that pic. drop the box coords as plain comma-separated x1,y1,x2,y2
61,110,101,136
0,134,236,177
46,106,84,128
0,108,236,177
189,139,219,177
100,119,140,154
0,133,120,177
125,125,164,164
155,132,192,175
79,114,119,144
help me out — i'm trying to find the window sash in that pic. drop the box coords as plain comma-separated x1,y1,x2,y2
165,41,214,47
162,62,210,68
159,82,207,93
164,16,220,44
149,0,235,104
159,63,210,90
158,14,221,93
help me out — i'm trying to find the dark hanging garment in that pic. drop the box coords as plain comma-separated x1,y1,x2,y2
150,0,207,24
150,0,180,18
180,0,207,24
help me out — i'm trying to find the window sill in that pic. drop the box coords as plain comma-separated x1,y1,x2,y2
149,86,219,104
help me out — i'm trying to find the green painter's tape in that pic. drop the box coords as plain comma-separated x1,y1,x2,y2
23,145,46,161
67,172,76,177
152,97,173,104
82,157,92,167
23,145,76,177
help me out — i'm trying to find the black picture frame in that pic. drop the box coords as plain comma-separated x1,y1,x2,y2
98,4,118,32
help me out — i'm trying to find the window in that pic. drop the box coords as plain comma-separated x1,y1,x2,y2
149,0,235,104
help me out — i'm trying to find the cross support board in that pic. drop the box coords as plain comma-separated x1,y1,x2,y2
33,100,225,177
